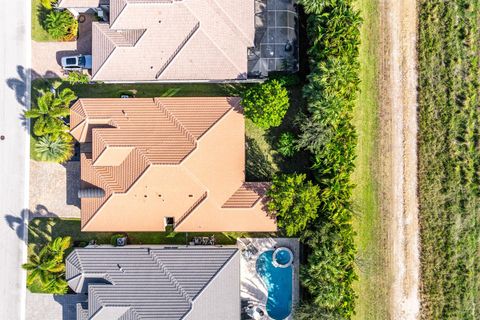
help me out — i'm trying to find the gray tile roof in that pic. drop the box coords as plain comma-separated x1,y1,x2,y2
66,247,239,320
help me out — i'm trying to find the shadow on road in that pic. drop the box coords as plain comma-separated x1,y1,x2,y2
4,206,60,246
4,209,30,243
5,66,39,107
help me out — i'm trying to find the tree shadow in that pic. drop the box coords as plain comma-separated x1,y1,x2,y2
246,137,275,181
6,66,33,107
6,66,42,132
4,209,30,244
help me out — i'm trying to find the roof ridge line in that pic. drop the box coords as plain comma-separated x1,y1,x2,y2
91,23,117,80
109,0,128,29
155,21,200,79
199,29,244,77
210,0,252,46
151,253,192,302
188,249,238,303
154,99,196,145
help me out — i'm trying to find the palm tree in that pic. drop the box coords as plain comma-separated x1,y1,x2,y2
22,246,65,287
25,92,70,138
43,10,75,39
48,236,72,258
22,237,72,293
46,276,69,295
56,88,77,107
34,135,74,163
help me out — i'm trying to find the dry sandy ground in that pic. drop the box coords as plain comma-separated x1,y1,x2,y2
379,0,420,319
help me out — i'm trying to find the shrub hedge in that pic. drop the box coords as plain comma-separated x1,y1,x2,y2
295,0,361,318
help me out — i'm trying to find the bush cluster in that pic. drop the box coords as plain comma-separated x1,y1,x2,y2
241,79,290,129
294,0,361,318
40,1,78,41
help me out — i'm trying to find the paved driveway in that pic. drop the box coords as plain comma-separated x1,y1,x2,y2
26,292,87,320
31,14,93,79
29,160,80,219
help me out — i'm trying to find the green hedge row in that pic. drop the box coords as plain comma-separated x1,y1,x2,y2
296,1,361,319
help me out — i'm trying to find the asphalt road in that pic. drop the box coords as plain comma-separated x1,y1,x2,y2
0,0,31,319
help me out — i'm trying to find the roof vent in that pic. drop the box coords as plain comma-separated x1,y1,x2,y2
117,264,124,272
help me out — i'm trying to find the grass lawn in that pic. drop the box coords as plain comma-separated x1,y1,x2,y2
32,0,57,42
245,85,310,181
351,0,389,319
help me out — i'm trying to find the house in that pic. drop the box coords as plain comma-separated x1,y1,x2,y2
66,246,240,320
70,97,276,232
60,0,255,82
56,0,108,17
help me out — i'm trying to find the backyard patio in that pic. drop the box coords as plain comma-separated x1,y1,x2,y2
238,237,300,320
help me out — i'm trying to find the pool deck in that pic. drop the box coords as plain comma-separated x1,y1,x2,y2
238,238,300,320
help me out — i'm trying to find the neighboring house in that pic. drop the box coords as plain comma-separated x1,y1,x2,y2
57,0,108,17
61,0,255,82
70,97,276,232
66,246,240,320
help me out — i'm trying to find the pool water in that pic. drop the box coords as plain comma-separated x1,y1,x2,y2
256,250,293,320
275,249,292,265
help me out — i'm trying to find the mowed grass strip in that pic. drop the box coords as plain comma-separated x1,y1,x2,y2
418,1,480,319
351,0,388,318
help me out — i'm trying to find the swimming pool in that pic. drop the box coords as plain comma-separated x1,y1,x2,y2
256,249,293,320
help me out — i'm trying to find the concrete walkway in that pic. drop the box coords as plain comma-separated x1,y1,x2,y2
0,0,31,319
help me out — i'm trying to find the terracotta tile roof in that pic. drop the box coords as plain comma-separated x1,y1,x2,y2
71,97,276,232
222,182,269,209
90,0,254,81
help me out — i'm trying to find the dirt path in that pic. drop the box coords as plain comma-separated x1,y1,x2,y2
378,0,420,319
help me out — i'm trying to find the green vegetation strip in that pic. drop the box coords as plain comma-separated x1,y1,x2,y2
294,0,361,318
418,1,480,319
351,0,388,319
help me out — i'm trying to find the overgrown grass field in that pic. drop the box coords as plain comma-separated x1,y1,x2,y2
418,1,480,318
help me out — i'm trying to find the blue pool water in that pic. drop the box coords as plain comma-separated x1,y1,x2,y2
256,250,293,320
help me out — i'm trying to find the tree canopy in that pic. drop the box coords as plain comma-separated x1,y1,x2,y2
241,79,290,129
267,173,321,236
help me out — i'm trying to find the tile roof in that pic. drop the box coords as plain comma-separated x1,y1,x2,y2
57,0,105,7
70,97,276,232
90,0,254,81
66,247,240,320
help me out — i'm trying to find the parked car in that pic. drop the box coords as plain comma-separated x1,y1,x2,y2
61,54,92,70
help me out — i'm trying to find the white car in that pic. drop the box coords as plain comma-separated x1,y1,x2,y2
61,54,92,70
